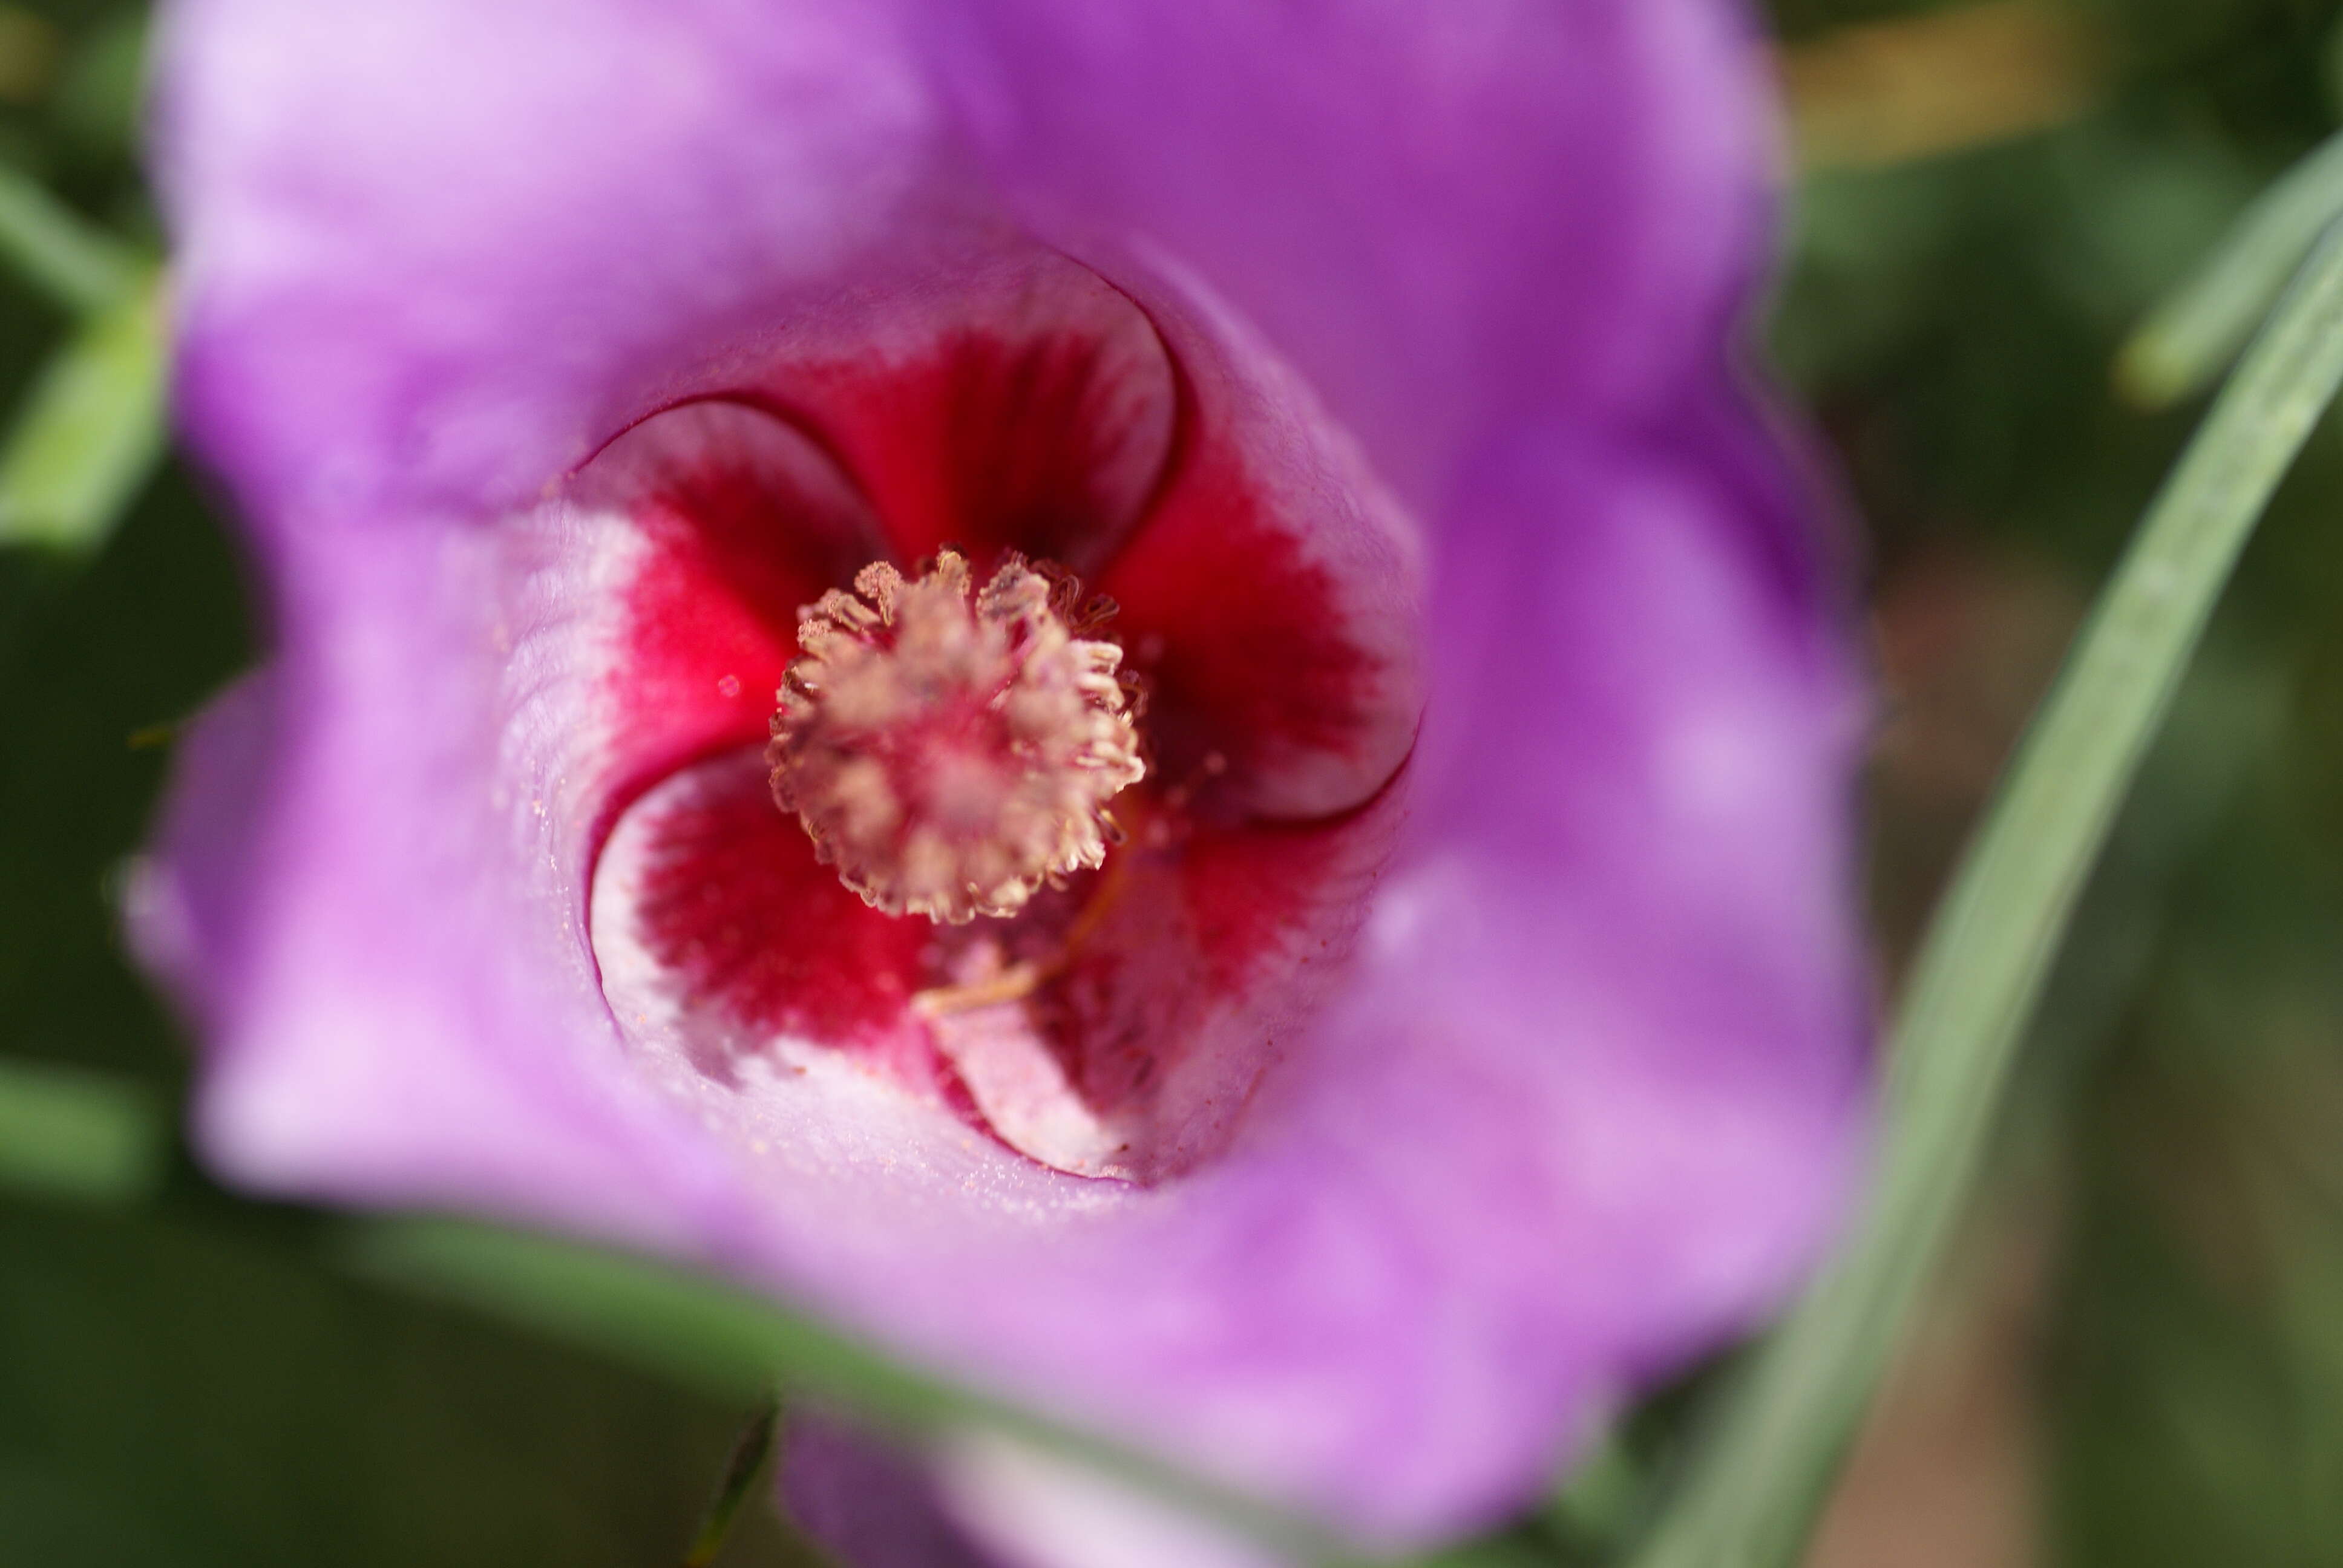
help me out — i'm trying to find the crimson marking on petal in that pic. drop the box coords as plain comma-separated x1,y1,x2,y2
1103,446,1379,799
631,752,929,1053
922,782,1401,1182
593,401,883,764
1054,811,1376,1099
781,267,1175,573
1177,811,1377,1000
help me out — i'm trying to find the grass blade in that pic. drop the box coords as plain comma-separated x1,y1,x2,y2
2117,128,2343,407
1630,221,2343,1568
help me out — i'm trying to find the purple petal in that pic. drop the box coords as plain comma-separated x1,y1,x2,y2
157,0,942,523
782,1419,1012,1568
783,1417,1294,1568
932,0,1783,504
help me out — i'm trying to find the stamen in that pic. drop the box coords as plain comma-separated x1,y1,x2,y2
769,550,1147,923
910,959,1055,1018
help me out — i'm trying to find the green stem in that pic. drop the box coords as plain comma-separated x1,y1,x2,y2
1628,221,2343,1568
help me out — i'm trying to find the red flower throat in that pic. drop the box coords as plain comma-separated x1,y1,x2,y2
583,255,1420,1183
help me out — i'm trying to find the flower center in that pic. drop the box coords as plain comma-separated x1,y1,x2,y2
768,550,1147,924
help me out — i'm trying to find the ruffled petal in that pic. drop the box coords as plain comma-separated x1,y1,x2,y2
926,0,1779,505
160,0,1776,531
157,0,943,524
134,515,750,1238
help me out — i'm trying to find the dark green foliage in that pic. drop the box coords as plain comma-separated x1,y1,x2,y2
0,1202,819,1567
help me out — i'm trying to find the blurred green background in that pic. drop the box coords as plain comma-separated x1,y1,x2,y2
6,1,2343,1563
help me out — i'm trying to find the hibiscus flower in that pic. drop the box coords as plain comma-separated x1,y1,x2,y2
132,2,1868,1562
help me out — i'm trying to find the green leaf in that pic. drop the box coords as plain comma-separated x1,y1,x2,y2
349,1218,907,1413
0,1055,163,1205
1629,223,2343,1568
0,272,166,555
0,162,143,316
2118,128,2343,408
350,1217,1362,1566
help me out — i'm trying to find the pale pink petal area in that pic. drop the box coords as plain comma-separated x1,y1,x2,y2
935,1436,1291,1568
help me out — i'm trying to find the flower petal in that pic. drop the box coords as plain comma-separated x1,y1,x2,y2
592,752,936,1082
135,517,749,1238
782,1418,1012,1568
934,1435,1289,1568
591,745,1406,1183
1099,273,1423,821
926,0,1778,503
585,397,886,776
759,250,1177,572
158,0,942,523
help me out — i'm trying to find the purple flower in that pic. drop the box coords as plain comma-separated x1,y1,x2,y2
133,0,1869,1561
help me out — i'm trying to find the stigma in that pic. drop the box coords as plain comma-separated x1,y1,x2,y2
768,550,1147,923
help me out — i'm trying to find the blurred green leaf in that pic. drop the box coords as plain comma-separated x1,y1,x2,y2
50,14,149,166
0,158,140,315
0,1054,160,1204
1542,1427,1638,1546
349,1218,902,1413
2121,128,2343,407
352,1217,1357,1566
1631,221,2343,1568
0,270,164,554
0,1201,819,1568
